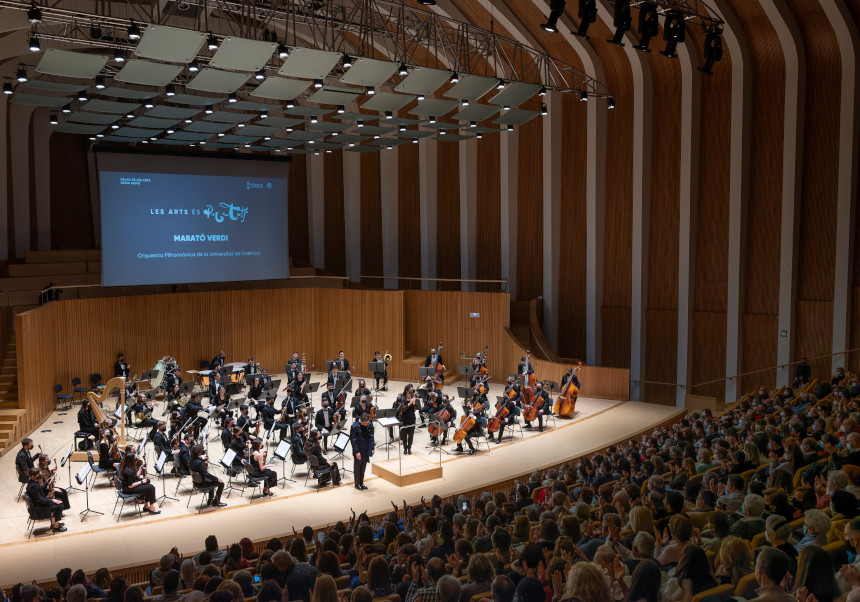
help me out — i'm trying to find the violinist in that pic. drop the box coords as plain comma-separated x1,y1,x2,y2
173,433,194,476
189,444,226,507
249,439,277,496
334,350,351,374
26,468,65,532
167,410,182,441
290,372,310,407
120,450,160,514
38,452,70,509
395,390,417,455
492,395,518,444
455,400,486,456
315,398,337,452
524,381,549,432
372,351,388,391
98,428,119,470
220,417,236,452
321,383,337,409
77,400,100,441
305,428,341,486
237,405,253,433
152,421,173,462
424,391,442,442
418,378,436,428
281,392,301,435
354,379,372,403
16,438,37,484
247,376,264,404
439,396,457,446
228,428,246,466
114,353,131,379
182,392,205,437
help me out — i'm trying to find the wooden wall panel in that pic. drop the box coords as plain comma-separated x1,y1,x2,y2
436,141,460,291
740,313,779,394
323,150,346,276
17,304,58,437
690,311,728,400
475,134,501,292
642,53,682,406
288,153,310,265
397,143,421,289
360,152,383,286
795,300,834,380
556,95,588,359
515,116,543,300
49,133,96,250
851,288,860,372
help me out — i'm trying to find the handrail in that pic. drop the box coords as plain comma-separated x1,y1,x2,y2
631,346,860,390
527,298,560,362
357,275,508,292
39,274,350,294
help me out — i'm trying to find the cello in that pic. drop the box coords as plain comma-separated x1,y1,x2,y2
487,396,510,433
554,362,583,418
453,412,476,444
432,342,445,391
427,404,450,438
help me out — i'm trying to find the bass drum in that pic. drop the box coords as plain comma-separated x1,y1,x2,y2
151,359,167,390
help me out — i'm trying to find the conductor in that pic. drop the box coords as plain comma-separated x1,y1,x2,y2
350,413,374,491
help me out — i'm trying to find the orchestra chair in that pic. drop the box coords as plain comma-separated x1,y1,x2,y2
22,492,54,538
111,475,144,522
173,461,191,495
16,464,27,502
72,377,91,402
73,430,95,452
289,449,308,480
187,470,218,513
306,455,336,489
54,383,74,410
239,460,268,503
90,373,105,393
87,451,115,488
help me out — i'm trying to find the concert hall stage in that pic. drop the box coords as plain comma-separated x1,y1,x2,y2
0,374,683,588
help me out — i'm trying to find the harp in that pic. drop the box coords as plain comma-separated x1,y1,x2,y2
86,376,128,447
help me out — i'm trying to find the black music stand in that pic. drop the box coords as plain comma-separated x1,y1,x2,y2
376,408,399,457
154,451,178,507
77,463,102,521
179,381,196,395
307,382,320,405
459,365,476,377
418,367,434,380
272,439,295,485
369,362,386,396
426,412,452,454
60,444,83,493
331,431,353,476
218,449,241,498
457,387,474,400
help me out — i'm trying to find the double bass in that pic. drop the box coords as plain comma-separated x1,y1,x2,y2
554,362,583,418
520,351,537,406
432,342,445,391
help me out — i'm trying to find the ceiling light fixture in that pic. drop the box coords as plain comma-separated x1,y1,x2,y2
255,69,265,81
337,105,345,114
342,54,353,68
260,110,268,119
28,36,40,52
27,2,41,23
539,87,547,96
114,48,125,63
496,79,506,90
77,90,88,101
2,82,12,95
165,83,175,96
16,66,28,82
398,63,408,76
188,60,199,72
449,73,459,84
127,20,141,41
95,75,105,89
313,79,323,88
227,92,237,103
278,44,289,59
366,85,375,95
49,112,57,125
62,104,71,113
207,32,218,50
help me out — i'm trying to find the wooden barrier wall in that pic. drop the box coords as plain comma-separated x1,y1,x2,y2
16,288,629,444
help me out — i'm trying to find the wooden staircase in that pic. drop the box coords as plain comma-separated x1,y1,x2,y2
0,332,25,457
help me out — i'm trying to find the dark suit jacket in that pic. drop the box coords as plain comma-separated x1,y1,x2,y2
190,456,219,485
16,449,36,482
350,421,375,458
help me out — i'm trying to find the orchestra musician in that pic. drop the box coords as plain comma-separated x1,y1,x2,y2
315,398,337,452
469,356,486,388
26,468,65,532
166,383,184,413
492,395,519,444
291,420,308,464
286,351,301,381
208,372,224,400
354,379,373,405
167,410,182,441
561,367,581,391
120,450,160,514
281,392,301,436
114,353,131,379
472,383,489,410
152,421,173,462
334,351,351,374
305,428,341,486
372,351,388,391
38,452,70,510
518,356,534,380
237,405,253,433
395,391,417,455
166,368,183,391
290,372,310,407
439,396,457,446
211,386,232,426
16,438,38,484
425,347,444,371
211,350,226,370
77,399,100,440
352,395,373,422
220,417,236,451
131,393,158,430
248,439,277,496
260,396,288,440
228,428,246,467
504,376,522,407
189,444,226,507
244,357,259,376
182,392,205,438
98,428,119,470
425,394,443,445
321,383,338,411
260,368,272,385
524,381,549,432
247,376,264,404
327,365,342,388
350,412,374,490
455,399,487,456
173,433,194,476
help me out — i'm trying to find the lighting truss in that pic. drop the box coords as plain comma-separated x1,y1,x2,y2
605,0,724,31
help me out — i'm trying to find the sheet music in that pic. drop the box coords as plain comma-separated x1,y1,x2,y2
221,449,237,467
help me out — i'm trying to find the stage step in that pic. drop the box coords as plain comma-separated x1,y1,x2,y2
0,401,19,409
24,250,100,264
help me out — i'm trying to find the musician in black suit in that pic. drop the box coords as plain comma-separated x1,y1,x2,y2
247,376,264,405
327,365,342,388
290,372,310,407
524,381,550,432
315,399,337,452
291,420,308,463
237,405,253,433
439,396,457,445
517,357,534,378
173,433,194,475
130,393,158,430
182,393,205,437
424,348,445,387
350,413,374,490
469,356,486,388
209,373,224,400
352,395,373,421
25,469,65,531
504,377,522,407
189,444,226,507
166,369,183,391
152,421,173,462
372,351,389,391
77,400,100,439
395,393,417,455
492,396,519,444
305,428,340,485
259,396,288,440
334,351,351,374
16,438,38,484
211,351,226,370
220,418,235,452
120,450,160,515
114,354,131,379
260,369,272,385
561,367,581,390
244,357,259,376
455,400,487,456
228,428,246,467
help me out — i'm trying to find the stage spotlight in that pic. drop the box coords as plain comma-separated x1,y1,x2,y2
2,82,11,95
469,121,476,128
357,120,364,128
579,90,588,102
461,99,469,107
573,0,597,39
607,0,631,46
635,2,659,52
90,23,102,39
417,93,425,101
399,125,406,132
95,75,105,89
398,63,408,76
188,60,199,72
184,118,192,123
412,138,418,143
255,69,265,80
207,32,218,50
28,2,41,23
217,132,225,137
166,127,174,134
503,105,510,111
28,36,40,52
310,115,318,124
127,20,141,41
144,100,154,108
111,124,119,129
286,99,295,109
337,105,345,114
165,83,175,96
237,122,245,128
539,86,547,96
698,28,724,75
506,124,514,132
16,66,28,82
114,48,125,63
260,110,268,119
366,85,375,95
313,79,323,89
49,112,57,125
228,92,237,103
205,105,213,114
449,73,459,84
660,10,685,58
541,104,548,116
384,111,392,119
278,44,289,59
541,0,565,32
77,90,88,101
418,0,436,5
497,79,506,90
342,54,353,68
428,115,436,124
476,131,482,139
62,104,71,113
608,97,615,109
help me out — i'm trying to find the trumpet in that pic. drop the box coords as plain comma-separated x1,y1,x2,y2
383,351,392,363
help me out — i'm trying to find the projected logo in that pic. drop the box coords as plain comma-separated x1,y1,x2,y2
203,202,249,223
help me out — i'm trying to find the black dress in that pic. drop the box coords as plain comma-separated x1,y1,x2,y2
249,452,277,488
122,467,156,504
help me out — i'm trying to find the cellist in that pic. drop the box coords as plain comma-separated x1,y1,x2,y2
492,392,519,444
524,381,550,432
468,356,486,388
439,396,457,446
504,376,523,408
454,399,486,456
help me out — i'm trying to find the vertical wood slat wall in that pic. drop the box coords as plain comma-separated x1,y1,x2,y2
16,288,628,443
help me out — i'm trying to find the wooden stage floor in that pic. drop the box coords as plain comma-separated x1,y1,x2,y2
0,373,683,587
